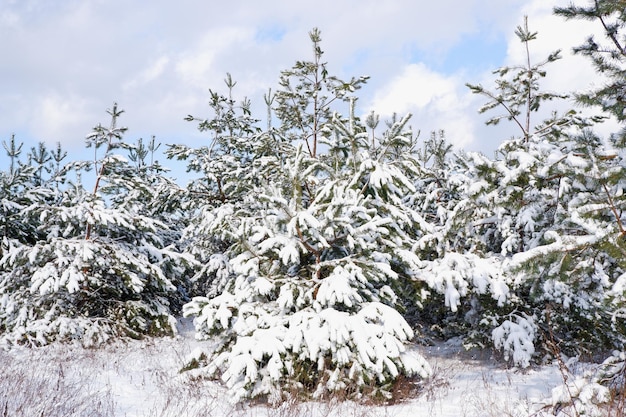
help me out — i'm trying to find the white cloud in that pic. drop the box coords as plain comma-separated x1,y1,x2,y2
0,9,19,27
175,27,255,88
368,63,478,149
370,63,455,112
123,56,171,91
1,0,618,162
32,93,97,146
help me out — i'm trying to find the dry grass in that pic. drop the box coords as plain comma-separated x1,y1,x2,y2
601,363,626,417
0,347,114,417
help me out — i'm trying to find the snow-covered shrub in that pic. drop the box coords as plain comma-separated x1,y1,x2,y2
546,354,613,417
0,212,179,346
490,313,536,368
182,171,433,400
597,351,626,390
547,350,626,416
397,132,515,346
417,252,509,315
182,121,433,401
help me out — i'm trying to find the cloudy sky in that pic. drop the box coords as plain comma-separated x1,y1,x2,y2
0,0,611,179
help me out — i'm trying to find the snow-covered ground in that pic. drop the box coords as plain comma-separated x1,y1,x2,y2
0,318,602,417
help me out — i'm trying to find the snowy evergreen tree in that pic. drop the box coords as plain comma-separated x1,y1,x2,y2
27,141,52,187
544,0,626,376
179,29,430,403
167,73,265,283
0,136,51,255
399,131,510,344
0,104,188,347
465,17,607,363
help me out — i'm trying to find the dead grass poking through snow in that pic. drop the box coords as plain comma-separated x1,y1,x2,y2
0,346,115,417
0,332,604,417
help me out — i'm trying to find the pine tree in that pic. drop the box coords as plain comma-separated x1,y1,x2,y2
0,105,188,346
274,27,368,158
170,72,262,209
466,17,577,256
27,142,52,187
465,17,605,363
0,135,50,254
179,29,430,403
399,131,511,344
542,0,626,360
167,73,267,297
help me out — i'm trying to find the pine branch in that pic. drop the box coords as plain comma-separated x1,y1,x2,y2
86,103,126,241
602,182,626,235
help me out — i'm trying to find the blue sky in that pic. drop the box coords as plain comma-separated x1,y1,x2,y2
0,0,612,181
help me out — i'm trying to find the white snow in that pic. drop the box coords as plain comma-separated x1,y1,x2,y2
0,318,602,417
491,314,536,368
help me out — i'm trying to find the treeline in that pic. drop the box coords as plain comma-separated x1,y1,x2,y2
1,2,626,403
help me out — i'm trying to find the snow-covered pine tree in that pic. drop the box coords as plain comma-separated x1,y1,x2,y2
27,141,52,187
103,134,192,312
180,29,431,403
398,130,510,345
547,0,626,360
466,17,604,364
0,104,188,347
0,136,51,256
167,73,265,293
